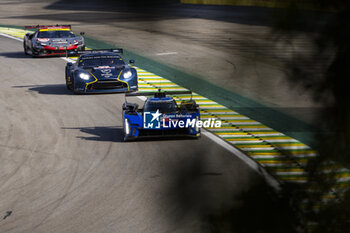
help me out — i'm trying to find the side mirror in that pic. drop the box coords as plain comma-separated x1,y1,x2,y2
129,60,135,65
123,103,138,112
80,32,85,36
67,62,73,66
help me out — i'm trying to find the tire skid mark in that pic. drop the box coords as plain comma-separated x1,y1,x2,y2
30,160,80,232
0,106,37,190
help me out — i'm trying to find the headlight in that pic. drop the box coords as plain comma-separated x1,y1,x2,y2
37,38,49,43
79,73,90,80
125,119,130,135
123,71,132,79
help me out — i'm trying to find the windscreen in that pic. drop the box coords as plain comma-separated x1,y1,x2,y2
79,55,125,67
144,100,177,113
37,30,76,38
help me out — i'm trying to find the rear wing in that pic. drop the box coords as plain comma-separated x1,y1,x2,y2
126,90,192,97
125,90,193,98
24,25,71,30
124,90,198,111
66,49,124,57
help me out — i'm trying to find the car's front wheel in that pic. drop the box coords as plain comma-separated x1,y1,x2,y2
65,70,73,91
23,42,29,55
66,80,73,91
71,79,81,94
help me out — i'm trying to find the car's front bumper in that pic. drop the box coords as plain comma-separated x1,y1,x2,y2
74,77,138,94
34,44,84,57
125,127,200,140
74,86,138,94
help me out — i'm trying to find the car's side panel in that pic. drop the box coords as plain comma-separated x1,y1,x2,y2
123,111,143,138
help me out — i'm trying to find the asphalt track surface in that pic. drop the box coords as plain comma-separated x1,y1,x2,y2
0,35,263,232
0,0,322,127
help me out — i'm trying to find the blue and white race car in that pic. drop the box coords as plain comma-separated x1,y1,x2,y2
122,90,201,141
65,49,138,94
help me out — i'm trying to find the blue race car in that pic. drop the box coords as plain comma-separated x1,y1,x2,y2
65,49,138,94
122,90,201,141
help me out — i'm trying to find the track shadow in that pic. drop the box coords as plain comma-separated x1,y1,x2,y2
13,85,136,96
199,179,299,233
127,135,199,142
165,154,300,233
26,2,277,27
41,0,331,27
62,126,124,142
63,126,200,143
12,84,71,95
0,51,31,59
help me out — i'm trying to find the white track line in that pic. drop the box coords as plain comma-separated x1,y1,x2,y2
202,130,280,189
156,52,177,56
0,32,76,63
0,32,23,42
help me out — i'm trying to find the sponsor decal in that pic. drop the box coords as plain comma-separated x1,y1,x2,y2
143,110,162,129
143,109,221,129
96,66,113,77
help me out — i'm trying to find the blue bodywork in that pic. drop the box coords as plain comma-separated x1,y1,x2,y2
122,92,201,141
65,51,138,94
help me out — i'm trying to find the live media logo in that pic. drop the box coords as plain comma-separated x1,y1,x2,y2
143,110,221,129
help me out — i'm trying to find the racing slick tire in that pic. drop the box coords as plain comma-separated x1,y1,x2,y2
65,81,71,90
71,79,81,95
65,70,73,91
23,42,29,55
72,84,83,95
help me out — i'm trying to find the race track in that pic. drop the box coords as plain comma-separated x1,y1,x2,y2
0,35,260,232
